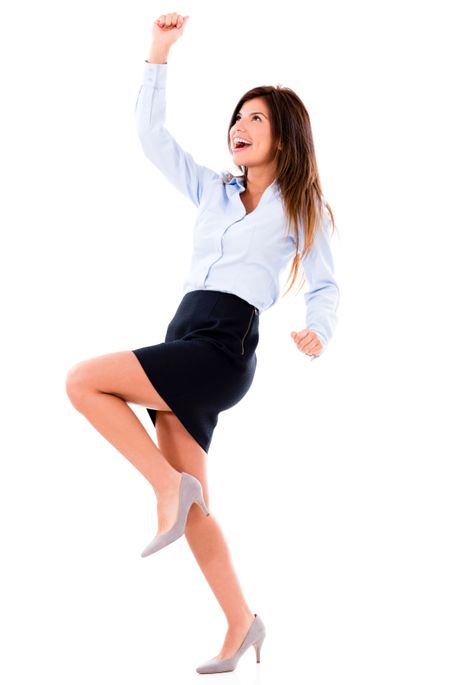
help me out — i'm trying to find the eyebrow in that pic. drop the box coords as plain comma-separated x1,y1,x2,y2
237,111,268,118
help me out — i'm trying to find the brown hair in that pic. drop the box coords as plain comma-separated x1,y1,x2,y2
226,83,338,296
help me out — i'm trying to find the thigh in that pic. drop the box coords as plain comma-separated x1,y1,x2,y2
66,350,172,411
155,411,210,510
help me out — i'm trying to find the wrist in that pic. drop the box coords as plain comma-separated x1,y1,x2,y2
147,44,170,64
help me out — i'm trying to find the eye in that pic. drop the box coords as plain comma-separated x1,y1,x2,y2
236,114,262,121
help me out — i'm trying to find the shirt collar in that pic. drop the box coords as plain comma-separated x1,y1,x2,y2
222,172,246,189
222,172,279,195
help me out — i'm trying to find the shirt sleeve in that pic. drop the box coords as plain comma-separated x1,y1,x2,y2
301,203,340,362
135,61,219,206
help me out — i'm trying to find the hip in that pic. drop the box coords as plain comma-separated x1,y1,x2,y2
165,289,259,359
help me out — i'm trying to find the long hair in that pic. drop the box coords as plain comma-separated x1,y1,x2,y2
226,83,337,297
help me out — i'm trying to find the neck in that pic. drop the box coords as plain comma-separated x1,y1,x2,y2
244,167,277,195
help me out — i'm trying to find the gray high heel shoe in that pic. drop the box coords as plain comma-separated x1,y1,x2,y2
196,614,266,674
141,472,210,558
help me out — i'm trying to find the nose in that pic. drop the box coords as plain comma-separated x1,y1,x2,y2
231,127,246,141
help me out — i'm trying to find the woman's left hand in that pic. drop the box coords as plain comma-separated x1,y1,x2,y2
290,328,324,358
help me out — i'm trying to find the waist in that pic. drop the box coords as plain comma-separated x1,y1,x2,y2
181,289,259,316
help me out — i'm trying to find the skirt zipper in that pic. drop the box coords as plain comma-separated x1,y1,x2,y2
241,307,257,355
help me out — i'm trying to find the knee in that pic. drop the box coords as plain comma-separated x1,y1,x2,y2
65,363,91,409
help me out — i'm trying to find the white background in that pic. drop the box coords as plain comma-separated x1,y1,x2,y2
1,0,449,683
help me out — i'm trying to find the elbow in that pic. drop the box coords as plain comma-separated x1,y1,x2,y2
135,123,163,159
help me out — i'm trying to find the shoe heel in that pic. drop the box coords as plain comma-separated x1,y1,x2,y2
196,496,210,517
254,635,265,663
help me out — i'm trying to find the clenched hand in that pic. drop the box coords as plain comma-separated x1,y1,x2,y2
290,329,324,359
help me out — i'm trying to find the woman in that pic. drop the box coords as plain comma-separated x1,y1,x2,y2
66,12,340,674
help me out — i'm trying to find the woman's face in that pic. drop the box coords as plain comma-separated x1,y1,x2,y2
229,97,275,169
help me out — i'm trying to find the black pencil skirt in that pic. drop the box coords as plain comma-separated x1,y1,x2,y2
131,289,260,455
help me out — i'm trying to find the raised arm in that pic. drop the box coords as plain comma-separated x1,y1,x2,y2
135,13,219,207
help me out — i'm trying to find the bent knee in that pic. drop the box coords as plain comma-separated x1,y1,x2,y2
65,363,92,407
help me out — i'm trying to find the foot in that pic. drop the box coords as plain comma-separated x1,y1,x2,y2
155,471,183,536
214,612,256,661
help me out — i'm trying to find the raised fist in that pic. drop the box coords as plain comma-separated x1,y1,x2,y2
152,13,189,49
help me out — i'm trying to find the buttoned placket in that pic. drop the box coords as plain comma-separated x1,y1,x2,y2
203,178,248,286
202,178,276,287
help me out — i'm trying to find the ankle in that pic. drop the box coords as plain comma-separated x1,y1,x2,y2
227,608,255,629
152,469,181,497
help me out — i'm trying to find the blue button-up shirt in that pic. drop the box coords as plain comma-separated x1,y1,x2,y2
135,61,340,360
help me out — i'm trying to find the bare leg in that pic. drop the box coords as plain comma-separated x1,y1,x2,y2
66,351,256,658
65,351,184,533
155,411,256,660
186,512,256,659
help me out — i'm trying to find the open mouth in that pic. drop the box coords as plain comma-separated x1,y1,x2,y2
233,142,252,152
